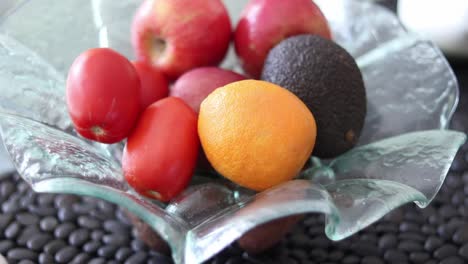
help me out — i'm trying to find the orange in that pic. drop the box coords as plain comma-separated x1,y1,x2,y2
198,80,317,191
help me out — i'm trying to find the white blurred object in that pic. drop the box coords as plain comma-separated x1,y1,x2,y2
398,0,468,57
0,253,7,264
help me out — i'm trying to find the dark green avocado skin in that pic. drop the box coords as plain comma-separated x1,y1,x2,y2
262,35,366,159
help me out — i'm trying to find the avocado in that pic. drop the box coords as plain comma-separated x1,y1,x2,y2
261,35,366,159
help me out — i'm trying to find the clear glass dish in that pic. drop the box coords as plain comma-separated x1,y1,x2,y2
0,0,465,263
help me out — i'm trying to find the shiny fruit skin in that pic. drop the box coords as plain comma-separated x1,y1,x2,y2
198,80,317,191
122,97,199,202
66,48,141,144
131,0,232,80
234,0,331,78
133,61,169,111
170,67,246,113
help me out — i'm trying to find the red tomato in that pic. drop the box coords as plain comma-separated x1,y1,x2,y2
133,61,169,111
122,97,199,202
66,48,141,144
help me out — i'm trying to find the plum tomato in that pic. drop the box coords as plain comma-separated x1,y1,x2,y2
66,48,141,144
133,61,169,111
122,97,199,202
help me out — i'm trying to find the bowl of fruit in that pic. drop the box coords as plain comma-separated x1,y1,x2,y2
0,0,465,263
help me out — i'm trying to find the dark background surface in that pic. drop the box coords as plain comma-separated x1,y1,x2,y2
1,1,468,264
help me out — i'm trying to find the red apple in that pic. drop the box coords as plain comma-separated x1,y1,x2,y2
131,0,232,80
133,61,169,111
234,0,332,78
170,67,246,113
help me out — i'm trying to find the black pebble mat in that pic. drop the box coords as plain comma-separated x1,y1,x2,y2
2,3,468,264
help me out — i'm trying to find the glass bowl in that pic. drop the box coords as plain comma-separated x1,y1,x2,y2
0,0,465,263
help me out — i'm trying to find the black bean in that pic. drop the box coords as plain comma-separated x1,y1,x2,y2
77,215,101,229
440,256,465,264
399,222,419,232
27,233,53,251
115,247,133,261
361,256,384,264
428,215,442,225
421,225,436,235
57,206,77,222
0,240,14,254
5,222,21,239
20,194,36,208
70,252,90,264
17,225,40,246
40,216,58,231
88,257,106,264
290,248,307,261
68,228,90,247
15,213,39,226
125,252,148,264
350,242,379,256
44,239,66,255
438,224,457,240
453,226,468,244
38,194,55,206
103,233,129,246
147,256,173,264
0,213,13,230
54,194,79,208
39,253,55,264
327,250,344,261
97,244,118,258
425,236,443,251
375,223,398,233
82,241,100,254
55,246,79,263
54,222,76,239
377,234,396,250
383,249,408,263
28,205,56,216
91,230,104,241
409,252,430,263
397,240,423,252
2,200,21,213
452,191,465,205
360,234,377,243
7,248,38,260
309,248,327,262
341,255,360,264
72,203,95,214
131,239,148,251
460,243,468,259
103,220,128,233
18,260,35,264
0,181,14,197
399,232,425,242
97,199,115,213
116,209,132,225
439,205,458,219
89,209,112,220
434,244,458,259
17,181,29,193
224,257,245,264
